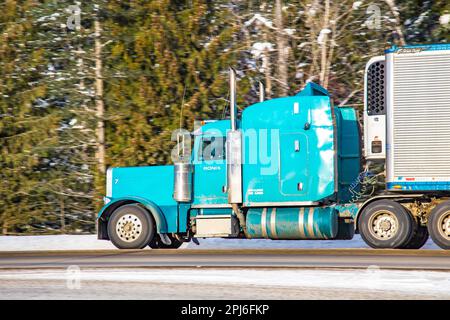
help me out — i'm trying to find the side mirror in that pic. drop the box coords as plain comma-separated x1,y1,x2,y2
171,129,191,163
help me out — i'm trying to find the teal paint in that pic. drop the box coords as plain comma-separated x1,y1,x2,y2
192,120,230,206
98,196,169,233
99,166,177,233
190,208,233,217
241,93,336,205
98,82,362,240
334,107,361,203
334,203,359,220
334,203,360,220
178,203,191,233
246,207,338,239
295,82,329,97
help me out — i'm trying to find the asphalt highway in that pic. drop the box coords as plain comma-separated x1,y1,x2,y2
1,248,449,270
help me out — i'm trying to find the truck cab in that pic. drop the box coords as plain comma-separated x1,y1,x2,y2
98,44,450,251
97,78,361,249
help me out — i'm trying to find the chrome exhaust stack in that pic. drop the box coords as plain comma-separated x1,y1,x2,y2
173,132,192,202
226,67,242,205
229,67,237,131
259,81,265,102
226,68,247,237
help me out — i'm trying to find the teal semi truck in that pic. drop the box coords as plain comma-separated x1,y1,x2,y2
97,44,450,250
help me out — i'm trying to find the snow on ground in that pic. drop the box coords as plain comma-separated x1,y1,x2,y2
0,267,449,299
0,234,440,251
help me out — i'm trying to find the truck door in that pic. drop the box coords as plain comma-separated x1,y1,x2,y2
193,134,228,206
280,132,310,197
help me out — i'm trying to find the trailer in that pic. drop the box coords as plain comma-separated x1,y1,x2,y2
97,43,450,250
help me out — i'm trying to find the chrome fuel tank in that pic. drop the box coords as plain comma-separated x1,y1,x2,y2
246,207,338,240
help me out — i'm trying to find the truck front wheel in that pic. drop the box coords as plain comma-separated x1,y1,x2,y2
428,202,450,250
107,204,155,249
358,200,414,249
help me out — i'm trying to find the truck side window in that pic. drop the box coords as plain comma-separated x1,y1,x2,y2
199,136,226,161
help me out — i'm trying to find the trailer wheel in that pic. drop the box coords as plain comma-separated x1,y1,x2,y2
400,218,429,249
149,234,183,249
107,204,154,249
427,202,450,250
358,200,414,249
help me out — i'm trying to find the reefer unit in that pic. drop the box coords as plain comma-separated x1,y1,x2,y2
364,56,386,160
385,44,450,191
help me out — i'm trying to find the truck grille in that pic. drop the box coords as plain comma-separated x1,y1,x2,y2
367,60,386,116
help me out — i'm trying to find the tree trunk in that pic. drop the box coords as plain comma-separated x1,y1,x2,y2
262,31,272,99
2,221,7,235
60,197,66,233
385,0,406,46
263,50,272,99
324,12,337,89
275,0,289,96
94,19,106,175
306,0,320,84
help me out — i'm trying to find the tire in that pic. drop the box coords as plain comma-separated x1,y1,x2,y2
400,217,429,249
427,202,450,250
149,234,183,249
107,204,155,249
358,200,414,249
334,218,355,240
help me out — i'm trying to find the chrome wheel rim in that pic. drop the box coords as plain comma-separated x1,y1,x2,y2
437,211,450,240
369,210,399,240
116,214,143,242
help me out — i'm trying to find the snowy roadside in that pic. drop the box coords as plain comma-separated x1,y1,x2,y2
0,234,440,251
0,267,449,299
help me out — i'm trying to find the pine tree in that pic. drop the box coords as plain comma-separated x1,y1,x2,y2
0,0,59,234
1,0,449,234
103,0,239,166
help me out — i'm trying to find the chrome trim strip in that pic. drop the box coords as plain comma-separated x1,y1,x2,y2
261,208,268,239
191,204,232,209
307,208,315,239
195,214,232,219
245,201,319,207
386,52,395,183
270,208,277,239
298,208,306,238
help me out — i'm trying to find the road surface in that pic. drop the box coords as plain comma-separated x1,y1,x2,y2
1,249,450,299
1,248,449,270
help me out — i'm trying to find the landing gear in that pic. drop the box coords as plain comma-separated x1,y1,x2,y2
149,234,184,249
358,200,414,249
428,202,450,250
107,204,155,249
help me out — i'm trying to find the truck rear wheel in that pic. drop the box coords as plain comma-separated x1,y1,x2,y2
427,202,450,250
107,204,155,249
400,218,429,249
358,200,414,249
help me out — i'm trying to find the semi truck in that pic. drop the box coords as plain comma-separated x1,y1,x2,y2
97,43,450,250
